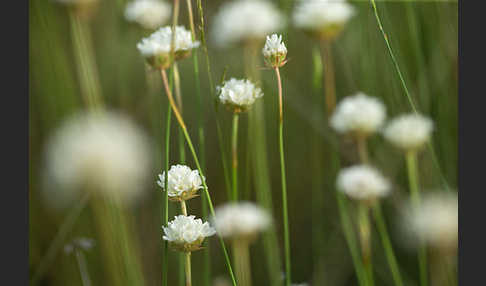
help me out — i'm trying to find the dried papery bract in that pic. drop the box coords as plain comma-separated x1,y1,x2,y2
124,0,172,30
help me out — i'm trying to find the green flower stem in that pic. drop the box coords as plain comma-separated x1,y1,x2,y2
185,251,192,286
357,136,404,286
406,151,428,286
30,193,91,286
180,200,188,216
320,40,336,117
232,239,252,286
68,11,103,110
162,104,171,286
231,113,240,201
74,249,92,286
358,204,374,286
160,68,237,286
275,67,292,286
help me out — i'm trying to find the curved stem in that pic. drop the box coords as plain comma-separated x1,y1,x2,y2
231,113,239,201
275,67,292,286
160,68,237,286
406,151,428,286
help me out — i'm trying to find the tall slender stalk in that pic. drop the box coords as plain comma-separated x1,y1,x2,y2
185,251,192,286
358,204,374,286
232,239,252,286
357,135,404,286
162,104,171,286
320,40,336,117
160,68,237,286
74,249,92,286
274,67,292,286
231,113,240,201
406,151,428,286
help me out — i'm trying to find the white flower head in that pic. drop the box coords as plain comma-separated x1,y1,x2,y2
212,202,271,241
403,193,458,251
43,111,153,209
163,215,216,252
293,0,356,40
337,165,391,201
137,25,199,69
157,164,203,201
211,0,285,48
262,34,288,68
330,92,387,136
217,78,263,112
125,0,171,30
383,113,434,151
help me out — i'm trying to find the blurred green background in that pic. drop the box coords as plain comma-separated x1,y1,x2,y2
29,0,457,285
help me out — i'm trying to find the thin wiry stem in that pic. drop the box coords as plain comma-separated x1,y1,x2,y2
406,151,428,286
162,103,171,286
30,193,91,286
160,68,237,286
275,67,292,286
231,113,239,201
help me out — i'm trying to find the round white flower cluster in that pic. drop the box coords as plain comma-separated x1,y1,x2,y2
211,0,285,48
330,92,387,136
404,193,457,250
217,78,263,112
43,111,152,209
293,0,356,40
157,164,203,201
383,113,434,151
212,202,271,240
124,0,171,30
137,26,199,68
163,215,216,252
336,165,391,201
262,34,287,68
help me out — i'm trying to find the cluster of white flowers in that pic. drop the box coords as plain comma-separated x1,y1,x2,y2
293,0,356,40
383,113,434,151
137,26,199,68
403,193,457,250
217,78,263,112
124,0,171,30
330,92,387,136
163,215,216,251
211,0,285,48
43,111,152,209
336,165,391,201
212,202,271,240
262,34,288,68
157,164,203,201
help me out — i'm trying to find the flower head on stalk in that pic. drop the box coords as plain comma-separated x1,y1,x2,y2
212,202,271,242
383,113,434,152
211,0,285,48
337,165,391,204
330,92,387,138
262,34,288,68
293,0,356,41
402,193,457,253
124,0,171,30
163,215,216,252
217,78,263,113
157,164,204,202
137,25,199,69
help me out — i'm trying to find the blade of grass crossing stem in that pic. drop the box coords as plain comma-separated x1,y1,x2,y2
369,0,451,191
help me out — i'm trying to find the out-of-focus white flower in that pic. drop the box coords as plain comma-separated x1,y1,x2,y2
125,0,171,30
383,114,434,151
262,34,287,68
330,92,386,136
217,78,263,112
137,25,199,69
336,165,391,201
212,202,271,241
403,193,457,251
163,215,216,252
293,0,356,40
291,283,309,286
43,111,153,209
211,0,285,48
157,164,203,201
